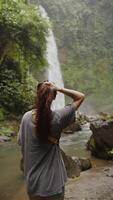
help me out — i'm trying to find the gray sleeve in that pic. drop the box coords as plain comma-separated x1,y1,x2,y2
56,104,76,130
17,116,25,155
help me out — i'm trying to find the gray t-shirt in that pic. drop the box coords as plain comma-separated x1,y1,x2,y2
18,104,76,197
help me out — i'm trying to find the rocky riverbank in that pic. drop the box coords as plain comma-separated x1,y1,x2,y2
65,164,113,200
63,113,113,199
1,114,113,200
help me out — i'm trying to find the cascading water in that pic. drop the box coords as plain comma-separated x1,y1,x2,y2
39,6,65,110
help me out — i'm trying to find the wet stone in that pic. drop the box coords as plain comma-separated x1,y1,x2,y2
0,136,11,142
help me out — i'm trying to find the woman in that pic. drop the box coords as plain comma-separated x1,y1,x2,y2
18,80,85,200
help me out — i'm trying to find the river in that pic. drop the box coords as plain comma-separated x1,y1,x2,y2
0,124,110,200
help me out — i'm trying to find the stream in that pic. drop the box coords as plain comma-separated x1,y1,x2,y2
0,124,110,200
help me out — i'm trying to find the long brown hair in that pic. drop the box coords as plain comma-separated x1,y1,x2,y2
35,81,57,143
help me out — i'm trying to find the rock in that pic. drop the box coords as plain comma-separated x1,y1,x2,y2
78,158,92,171
63,122,81,134
76,112,88,125
61,150,92,178
87,119,113,159
98,112,110,120
104,168,113,178
84,115,100,123
61,150,81,178
72,156,92,171
80,122,90,131
103,167,111,172
0,136,11,142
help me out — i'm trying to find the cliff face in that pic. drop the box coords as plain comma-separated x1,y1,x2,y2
36,0,113,112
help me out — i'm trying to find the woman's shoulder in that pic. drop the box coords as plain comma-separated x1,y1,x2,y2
22,110,32,121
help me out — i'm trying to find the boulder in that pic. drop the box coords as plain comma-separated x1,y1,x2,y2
87,119,113,159
78,157,92,171
61,150,81,178
61,150,92,178
0,136,11,142
63,121,81,134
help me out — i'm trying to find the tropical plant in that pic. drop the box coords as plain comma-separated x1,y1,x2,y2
0,0,48,115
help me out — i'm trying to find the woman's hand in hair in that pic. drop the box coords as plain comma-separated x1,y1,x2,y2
44,81,60,91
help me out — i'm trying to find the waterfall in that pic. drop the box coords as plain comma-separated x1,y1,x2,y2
39,6,65,110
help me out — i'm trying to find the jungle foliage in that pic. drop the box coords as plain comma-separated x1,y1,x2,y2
0,0,48,118
37,0,113,112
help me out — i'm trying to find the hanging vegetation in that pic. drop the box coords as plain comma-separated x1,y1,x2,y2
0,0,48,118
